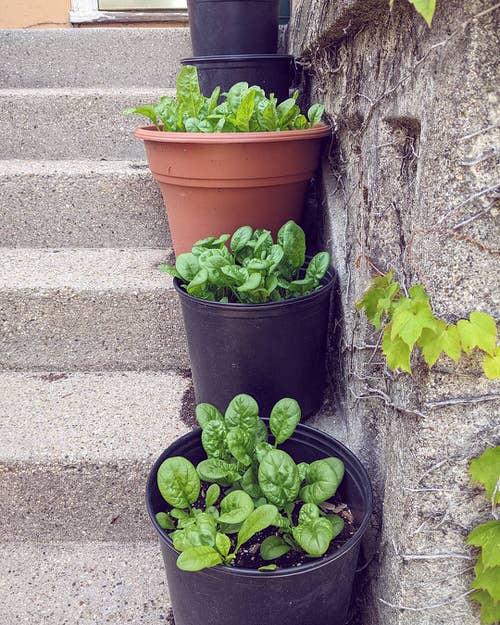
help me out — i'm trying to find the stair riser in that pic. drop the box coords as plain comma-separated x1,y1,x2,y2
0,291,189,371
0,164,170,248
0,27,191,88
0,90,169,160
1,463,157,541
0,541,173,625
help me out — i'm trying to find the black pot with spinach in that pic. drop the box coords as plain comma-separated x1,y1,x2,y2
161,220,335,418
146,394,373,625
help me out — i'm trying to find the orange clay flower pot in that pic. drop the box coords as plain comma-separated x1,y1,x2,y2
134,124,331,255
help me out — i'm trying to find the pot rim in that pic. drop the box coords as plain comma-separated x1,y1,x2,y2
146,420,373,578
181,54,294,63
134,123,331,144
172,267,334,310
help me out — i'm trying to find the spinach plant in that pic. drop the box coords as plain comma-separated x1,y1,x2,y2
124,65,325,133
155,394,346,572
159,220,331,304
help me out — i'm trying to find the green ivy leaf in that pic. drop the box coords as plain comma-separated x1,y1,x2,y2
470,590,500,625
391,297,437,350
457,312,497,357
472,554,500,600
483,349,500,380
470,447,500,504
408,0,436,27
382,324,412,372
355,271,401,331
417,321,462,367
467,521,500,568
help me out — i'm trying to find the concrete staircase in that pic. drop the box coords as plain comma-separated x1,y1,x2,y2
0,27,192,624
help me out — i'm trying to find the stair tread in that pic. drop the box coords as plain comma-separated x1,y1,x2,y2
0,26,190,89
0,248,174,292
0,370,191,464
0,540,172,625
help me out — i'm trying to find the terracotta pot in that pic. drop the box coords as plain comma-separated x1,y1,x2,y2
134,124,331,255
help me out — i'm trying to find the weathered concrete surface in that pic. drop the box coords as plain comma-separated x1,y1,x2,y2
291,1,500,624
0,541,173,625
0,27,190,88
0,88,173,160
0,160,169,248
0,248,189,371
0,371,192,541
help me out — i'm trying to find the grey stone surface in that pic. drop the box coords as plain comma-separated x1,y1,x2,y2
0,371,192,541
0,371,190,463
0,160,169,248
290,0,500,624
0,541,173,624
0,248,189,371
0,27,190,88
0,88,174,160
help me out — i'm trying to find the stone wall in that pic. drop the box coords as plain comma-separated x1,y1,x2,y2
289,1,499,623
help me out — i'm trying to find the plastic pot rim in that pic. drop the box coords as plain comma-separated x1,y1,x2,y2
172,268,334,311
146,420,373,578
181,54,294,63
134,123,332,145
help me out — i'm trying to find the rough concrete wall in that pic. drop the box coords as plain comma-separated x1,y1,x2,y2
290,1,499,624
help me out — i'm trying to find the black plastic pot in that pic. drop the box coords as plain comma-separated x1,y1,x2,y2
181,55,293,101
187,0,279,56
146,421,373,625
174,267,334,419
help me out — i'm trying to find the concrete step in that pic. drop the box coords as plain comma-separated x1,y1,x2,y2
0,370,192,541
0,88,174,160
0,541,173,625
0,248,189,371
0,27,190,88
0,160,169,248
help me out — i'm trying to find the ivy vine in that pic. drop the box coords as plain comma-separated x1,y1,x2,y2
468,446,500,624
390,0,437,26
356,271,499,378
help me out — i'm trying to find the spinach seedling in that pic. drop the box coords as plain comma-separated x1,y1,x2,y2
159,220,331,304
154,394,348,572
125,65,325,133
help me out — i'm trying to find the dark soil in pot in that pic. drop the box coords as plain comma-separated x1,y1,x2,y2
146,422,373,625
160,481,358,570
187,0,280,55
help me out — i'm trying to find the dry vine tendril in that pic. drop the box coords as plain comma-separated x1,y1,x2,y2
467,446,500,624
356,271,499,378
